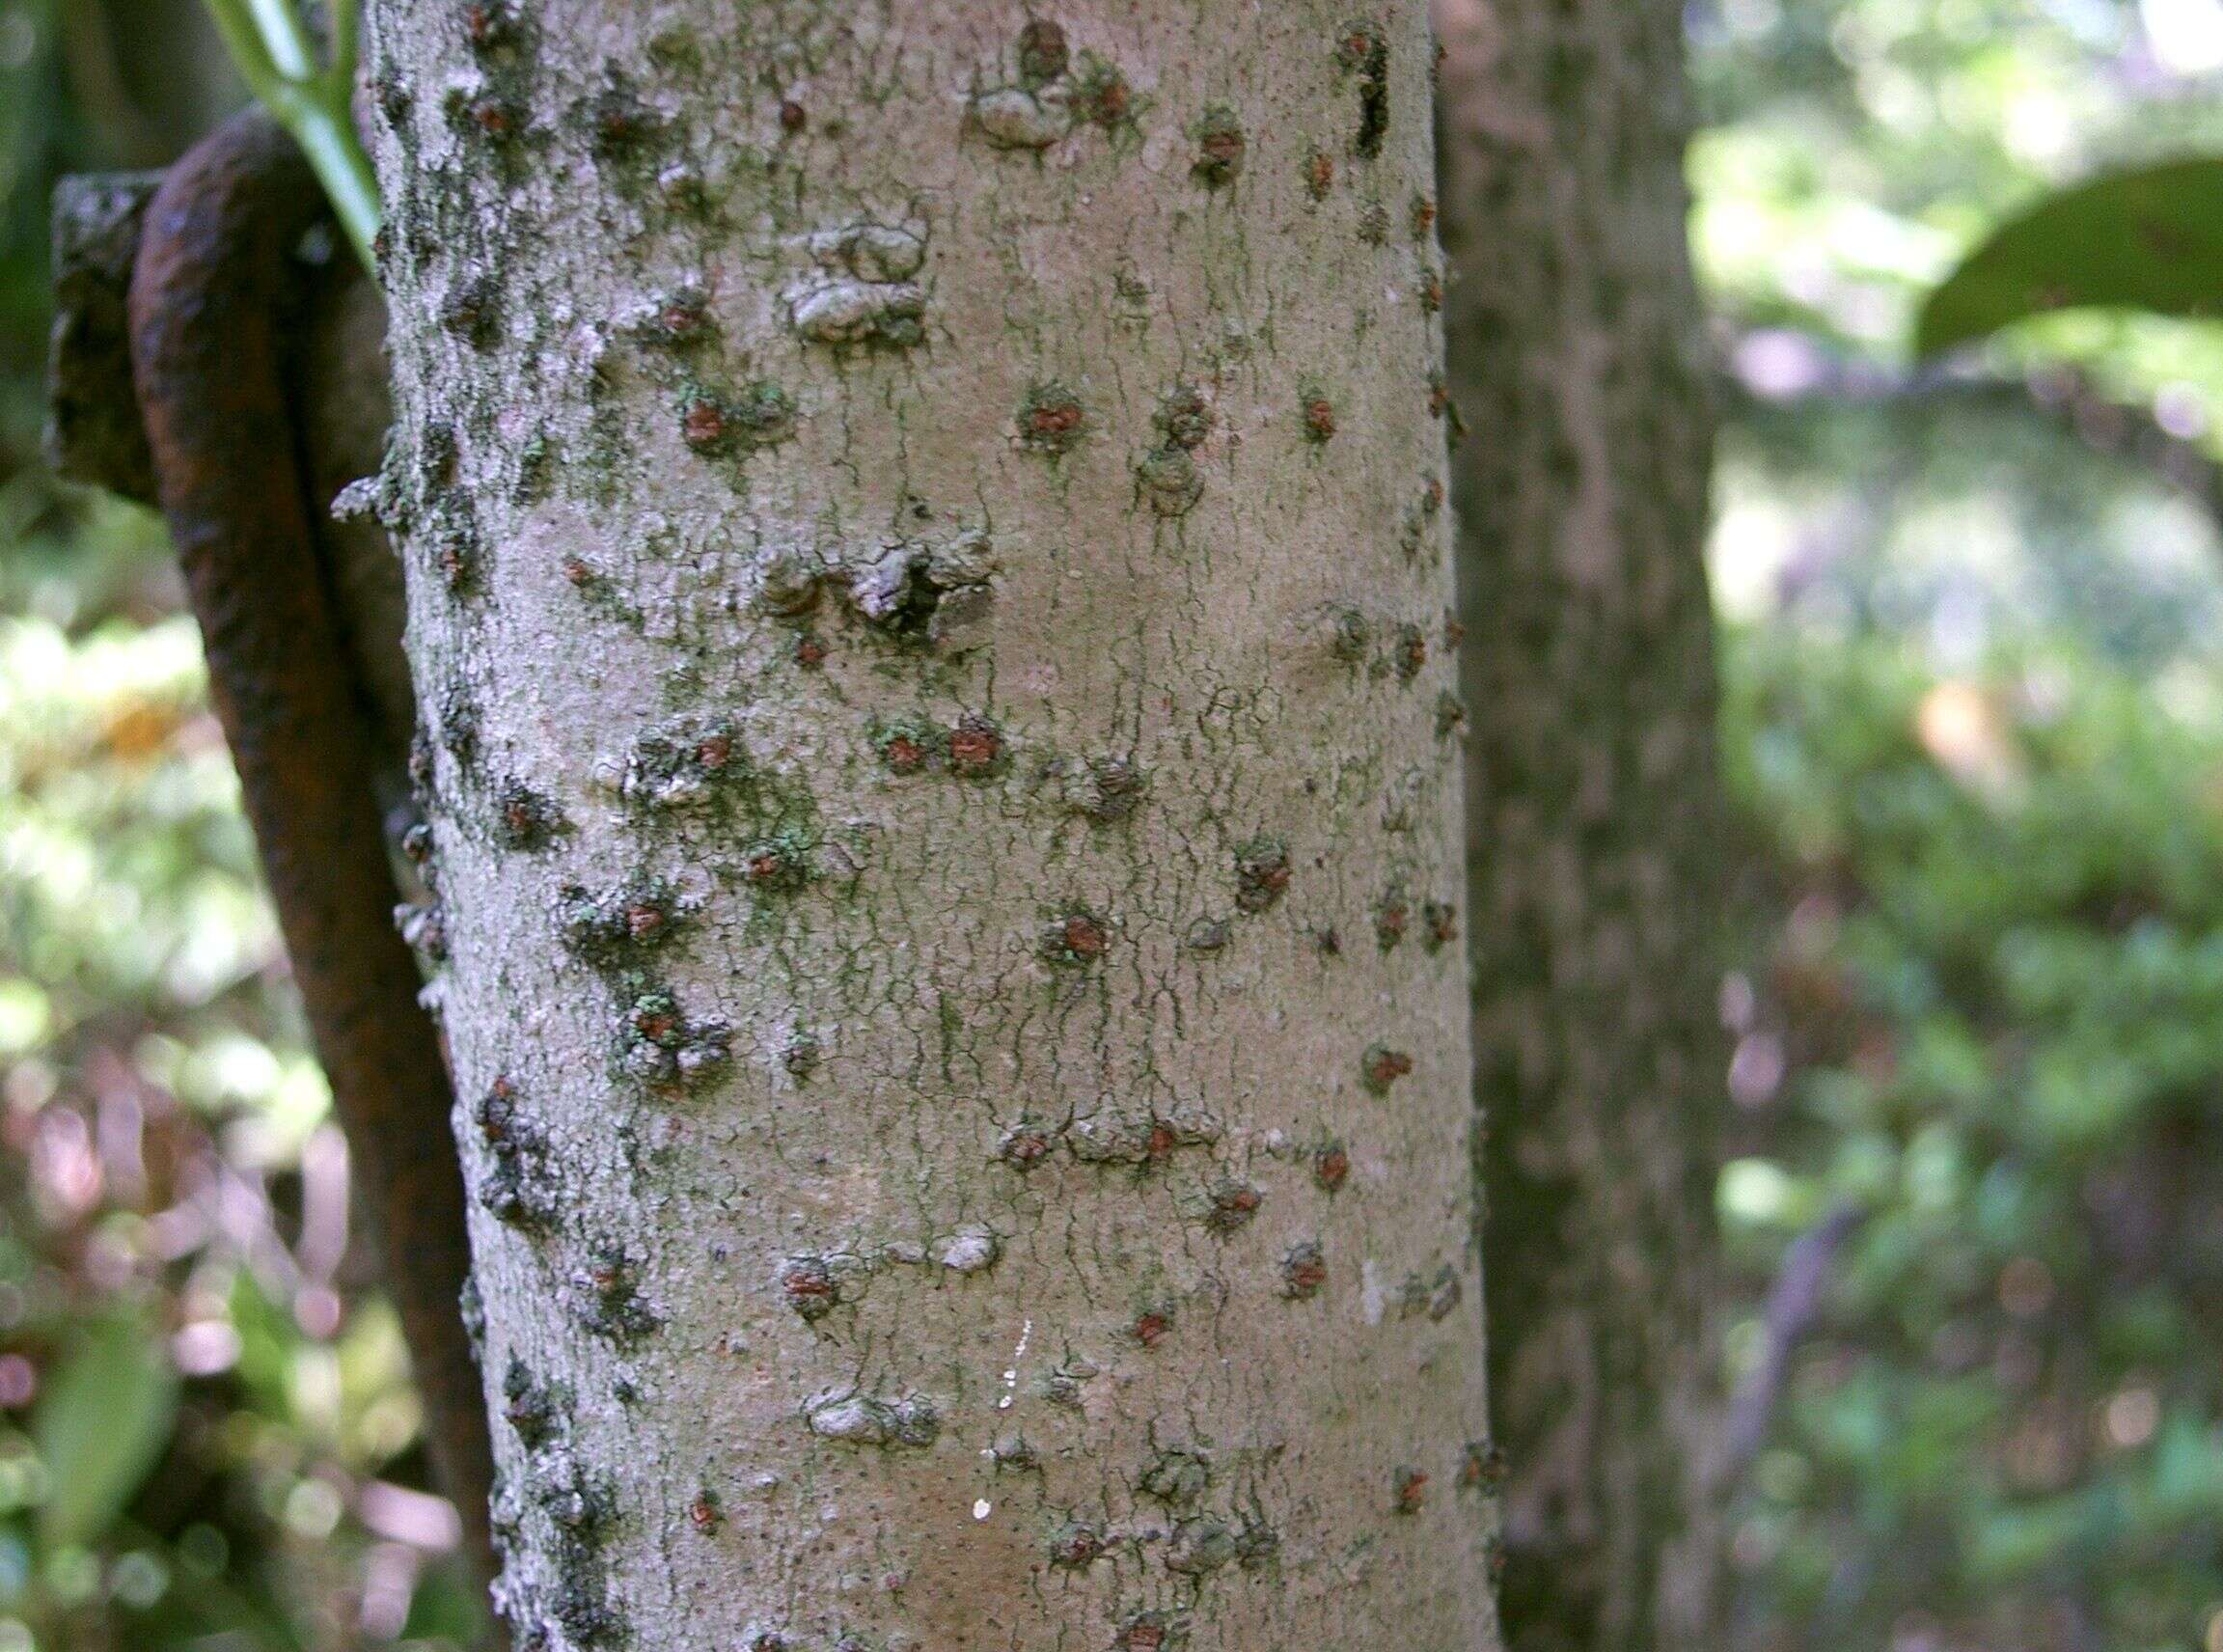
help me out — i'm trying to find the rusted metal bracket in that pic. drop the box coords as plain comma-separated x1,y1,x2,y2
47,170,163,504
50,113,496,1599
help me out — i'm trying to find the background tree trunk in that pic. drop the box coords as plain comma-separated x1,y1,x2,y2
367,3,1500,1647
1436,1,1731,1646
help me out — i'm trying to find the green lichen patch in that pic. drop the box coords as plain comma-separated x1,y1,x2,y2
560,878,690,974
1360,1043,1413,1094
1073,53,1137,130
1136,446,1202,516
872,716,947,775
614,988,731,1094
678,379,795,456
737,827,816,895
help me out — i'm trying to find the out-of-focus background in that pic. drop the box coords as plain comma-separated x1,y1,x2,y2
6,2,2223,1648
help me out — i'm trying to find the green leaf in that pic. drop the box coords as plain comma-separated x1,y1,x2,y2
1913,157,2223,357
32,1311,179,1551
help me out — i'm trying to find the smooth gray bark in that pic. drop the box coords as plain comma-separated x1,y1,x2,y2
368,3,1500,1647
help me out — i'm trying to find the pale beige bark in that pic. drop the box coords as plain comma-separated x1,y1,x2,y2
367,3,1499,1647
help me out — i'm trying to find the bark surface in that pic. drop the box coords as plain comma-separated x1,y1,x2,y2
368,3,1498,1648
1437,1,1731,1646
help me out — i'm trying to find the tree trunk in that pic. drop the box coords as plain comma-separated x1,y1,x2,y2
1436,1,1730,1647
366,4,1499,1647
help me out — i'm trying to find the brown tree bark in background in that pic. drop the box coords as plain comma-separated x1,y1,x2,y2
1438,1,1733,1646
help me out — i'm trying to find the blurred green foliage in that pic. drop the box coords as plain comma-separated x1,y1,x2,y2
0,7,483,1643
0,580,488,1648
1722,628,2223,1650
2,0,2223,1650
1696,4,2223,1649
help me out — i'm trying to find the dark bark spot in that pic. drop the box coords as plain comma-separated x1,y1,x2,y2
1016,19,1068,85
1019,383,1087,452
1192,106,1245,185
1336,21,1389,157
1047,1522,1106,1567
1361,1044,1413,1094
1043,908,1109,965
1234,836,1292,912
1281,1241,1328,1298
1392,1466,1428,1513
1305,147,1334,201
1203,1179,1262,1233
1460,1440,1508,1491
1422,899,1457,950
494,784,563,852
949,714,1005,777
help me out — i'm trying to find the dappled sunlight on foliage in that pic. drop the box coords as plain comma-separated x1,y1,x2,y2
1722,630,2223,1649
0,601,483,1649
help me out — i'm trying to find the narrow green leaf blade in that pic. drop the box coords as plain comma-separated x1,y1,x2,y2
1914,157,2223,357
32,1310,180,1551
